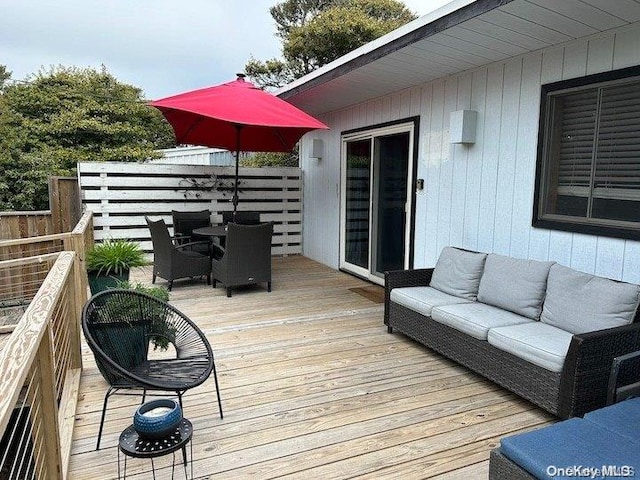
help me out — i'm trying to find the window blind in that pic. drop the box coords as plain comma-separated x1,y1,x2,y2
594,82,640,199
555,80,640,201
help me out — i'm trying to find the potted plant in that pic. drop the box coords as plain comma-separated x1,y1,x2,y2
114,280,175,351
86,238,148,294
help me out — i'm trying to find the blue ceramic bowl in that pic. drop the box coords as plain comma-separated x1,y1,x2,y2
133,399,182,439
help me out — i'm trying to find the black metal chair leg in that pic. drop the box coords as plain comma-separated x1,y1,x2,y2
211,358,223,419
96,387,116,450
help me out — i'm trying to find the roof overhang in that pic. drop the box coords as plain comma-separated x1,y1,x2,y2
277,0,640,116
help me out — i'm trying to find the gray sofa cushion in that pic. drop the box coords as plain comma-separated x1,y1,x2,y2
477,254,554,319
487,322,574,373
430,247,487,300
431,303,534,340
390,286,471,317
541,264,640,334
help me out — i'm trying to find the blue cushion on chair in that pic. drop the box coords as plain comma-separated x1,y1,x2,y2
583,397,640,444
500,418,640,479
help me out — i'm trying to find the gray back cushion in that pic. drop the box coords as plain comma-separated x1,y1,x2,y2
541,264,640,334
478,254,554,319
429,247,487,300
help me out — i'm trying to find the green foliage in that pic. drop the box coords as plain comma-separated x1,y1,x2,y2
114,280,170,302
244,57,292,92
286,0,416,69
0,65,175,210
0,66,11,93
245,0,417,88
112,280,174,351
86,238,148,276
241,151,299,167
270,0,338,39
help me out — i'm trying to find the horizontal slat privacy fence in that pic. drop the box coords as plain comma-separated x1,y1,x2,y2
78,162,303,255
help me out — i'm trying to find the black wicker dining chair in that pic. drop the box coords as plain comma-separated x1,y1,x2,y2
172,209,212,256
211,222,273,297
219,211,261,249
82,289,223,450
222,211,261,225
146,216,211,291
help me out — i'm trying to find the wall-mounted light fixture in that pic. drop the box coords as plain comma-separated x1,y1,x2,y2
310,138,324,161
450,110,478,144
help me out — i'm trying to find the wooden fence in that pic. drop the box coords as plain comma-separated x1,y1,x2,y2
0,212,93,332
0,177,81,241
0,212,92,479
78,162,303,255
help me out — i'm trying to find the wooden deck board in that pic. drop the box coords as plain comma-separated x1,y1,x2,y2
68,256,554,479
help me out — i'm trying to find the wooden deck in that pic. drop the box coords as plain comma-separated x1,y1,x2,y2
68,256,554,479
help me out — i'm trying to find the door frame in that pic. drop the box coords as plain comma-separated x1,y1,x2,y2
339,117,419,284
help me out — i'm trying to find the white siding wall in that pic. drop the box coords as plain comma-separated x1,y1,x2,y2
300,22,640,283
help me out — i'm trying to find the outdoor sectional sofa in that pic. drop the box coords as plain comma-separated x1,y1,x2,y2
384,247,640,419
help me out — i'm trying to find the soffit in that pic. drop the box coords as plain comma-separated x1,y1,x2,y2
278,0,640,116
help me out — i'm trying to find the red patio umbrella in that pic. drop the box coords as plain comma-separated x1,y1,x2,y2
149,74,328,214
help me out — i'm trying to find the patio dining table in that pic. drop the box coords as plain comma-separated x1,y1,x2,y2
192,226,228,259
192,225,228,240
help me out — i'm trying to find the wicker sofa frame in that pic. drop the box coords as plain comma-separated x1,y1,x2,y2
488,349,640,479
488,449,536,480
384,268,640,418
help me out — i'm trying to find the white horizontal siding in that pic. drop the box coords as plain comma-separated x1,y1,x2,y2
301,21,640,283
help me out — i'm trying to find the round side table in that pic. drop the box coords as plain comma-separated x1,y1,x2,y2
118,418,193,480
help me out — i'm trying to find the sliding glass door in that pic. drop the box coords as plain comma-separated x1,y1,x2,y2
340,122,414,283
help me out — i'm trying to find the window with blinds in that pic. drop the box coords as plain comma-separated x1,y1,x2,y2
534,66,640,240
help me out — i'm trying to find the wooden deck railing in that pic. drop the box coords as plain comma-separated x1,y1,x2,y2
0,212,92,479
0,212,93,334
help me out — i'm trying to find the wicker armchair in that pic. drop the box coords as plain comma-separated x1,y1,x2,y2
172,209,212,256
82,289,223,450
146,217,211,291
212,222,273,297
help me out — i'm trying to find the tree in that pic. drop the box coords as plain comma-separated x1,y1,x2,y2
0,65,175,210
243,150,299,168
0,65,11,92
245,0,416,89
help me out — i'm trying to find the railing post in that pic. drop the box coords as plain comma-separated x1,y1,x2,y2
64,251,84,371
34,325,63,480
64,220,91,371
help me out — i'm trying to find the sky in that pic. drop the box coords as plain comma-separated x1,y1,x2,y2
1,0,454,100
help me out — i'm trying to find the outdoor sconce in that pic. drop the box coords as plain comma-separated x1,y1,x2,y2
310,138,324,161
450,110,478,144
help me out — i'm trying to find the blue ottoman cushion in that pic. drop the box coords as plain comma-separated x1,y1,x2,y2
583,397,640,444
500,418,640,479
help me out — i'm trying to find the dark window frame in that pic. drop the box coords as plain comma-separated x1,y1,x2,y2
533,65,640,241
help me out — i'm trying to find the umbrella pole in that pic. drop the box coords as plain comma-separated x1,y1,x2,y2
233,125,242,220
